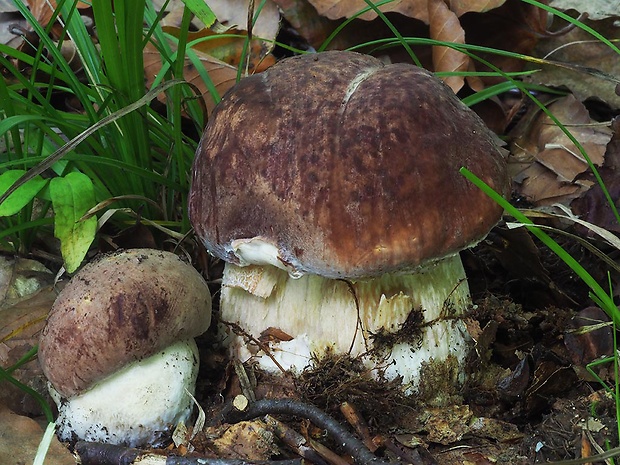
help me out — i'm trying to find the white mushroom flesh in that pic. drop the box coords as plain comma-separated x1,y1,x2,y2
50,339,199,447
219,254,471,393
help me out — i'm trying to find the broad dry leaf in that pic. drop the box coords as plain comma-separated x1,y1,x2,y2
273,0,338,49
449,0,507,16
307,0,506,22
509,95,612,205
531,16,620,109
0,405,76,465
571,117,620,234
205,0,281,43
164,26,276,72
0,284,58,416
513,162,584,204
308,0,430,22
461,1,548,85
549,0,620,20
27,0,90,29
206,420,280,459
428,0,467,92
144,41,239,116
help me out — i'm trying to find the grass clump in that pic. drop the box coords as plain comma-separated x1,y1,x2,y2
0,0,212,272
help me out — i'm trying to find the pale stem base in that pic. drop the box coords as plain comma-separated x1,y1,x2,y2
220,254,472,393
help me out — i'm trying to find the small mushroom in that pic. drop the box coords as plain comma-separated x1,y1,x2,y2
38,249,212,446
189,51,508,394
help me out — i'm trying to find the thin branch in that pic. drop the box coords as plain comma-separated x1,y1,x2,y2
74,441,304,465
220,398,396,465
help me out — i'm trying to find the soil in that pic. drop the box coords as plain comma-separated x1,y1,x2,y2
184,223,620,465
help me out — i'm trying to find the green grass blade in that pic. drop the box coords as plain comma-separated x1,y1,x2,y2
0,80,185,205
460,167,618,323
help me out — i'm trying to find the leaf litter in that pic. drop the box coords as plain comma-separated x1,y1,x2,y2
3,0,620,464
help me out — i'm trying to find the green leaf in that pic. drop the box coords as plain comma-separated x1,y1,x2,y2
180,0,217,28
0,170,47,216
50,172,97,273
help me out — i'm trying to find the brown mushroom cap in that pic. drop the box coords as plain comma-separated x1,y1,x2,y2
189,51,508,279
38,249,212,398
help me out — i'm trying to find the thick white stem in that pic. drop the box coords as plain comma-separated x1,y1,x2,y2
220,254,471,393
50,339,199,447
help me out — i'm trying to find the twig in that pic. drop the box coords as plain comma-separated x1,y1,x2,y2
339,402,376,452
264,415,330,465
377,437,430,465
234,359,257,402
74,441,304,465
306,435,352,465
221,398,396,465
222,321,288,374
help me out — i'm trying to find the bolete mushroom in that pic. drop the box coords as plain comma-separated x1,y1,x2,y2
38,249,212,446
189,51,508,393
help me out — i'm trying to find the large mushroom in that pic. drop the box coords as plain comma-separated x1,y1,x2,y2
189,51,508,393
38,249,212,446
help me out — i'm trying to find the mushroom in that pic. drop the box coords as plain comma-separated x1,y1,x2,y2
189,51,508,394
38,249,212,446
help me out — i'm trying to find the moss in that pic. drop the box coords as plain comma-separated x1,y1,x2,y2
415,354,463,407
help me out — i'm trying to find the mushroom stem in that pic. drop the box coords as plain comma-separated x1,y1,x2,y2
50,339,199,447
219,254,471,393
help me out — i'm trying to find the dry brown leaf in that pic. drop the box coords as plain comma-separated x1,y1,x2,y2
461,1,549,86
0,405,76,465
144,41,239,117
205,0,281,43
509,94,612,205
549,0,620,20
308,0,429,22
164,26,276,73
274,0,339,49
205,420,280,459
571,117,620,234
428,0,467,92
27,0,90,30
449,0,507,16
513,162,584,204
307,0,506,22
0,285,58,416
531,16,620,109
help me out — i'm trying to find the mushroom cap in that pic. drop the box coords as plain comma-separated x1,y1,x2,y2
38,249,212,398
189,51,508,279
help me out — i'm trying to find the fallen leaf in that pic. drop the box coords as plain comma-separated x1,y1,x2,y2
164,26,276,72
0,256,54,310
428,0,467,92
144,40,239,116
509,94,612,206
0,284,58,416
461,1,549,85
307,0,429,22
204,420,280,459
564,306,612,366
204,0,281,43
0,405,76,465
449,0,508,16
571,116,620,234
274,0,338,49
531,16,620,108
549,0,620,20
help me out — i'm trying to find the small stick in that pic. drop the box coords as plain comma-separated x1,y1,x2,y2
377,437,428,465
306,436,351,465
74,441,305,465
221,399,396,465
339,402,376,452
233,360,257,402
264,415,330,465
